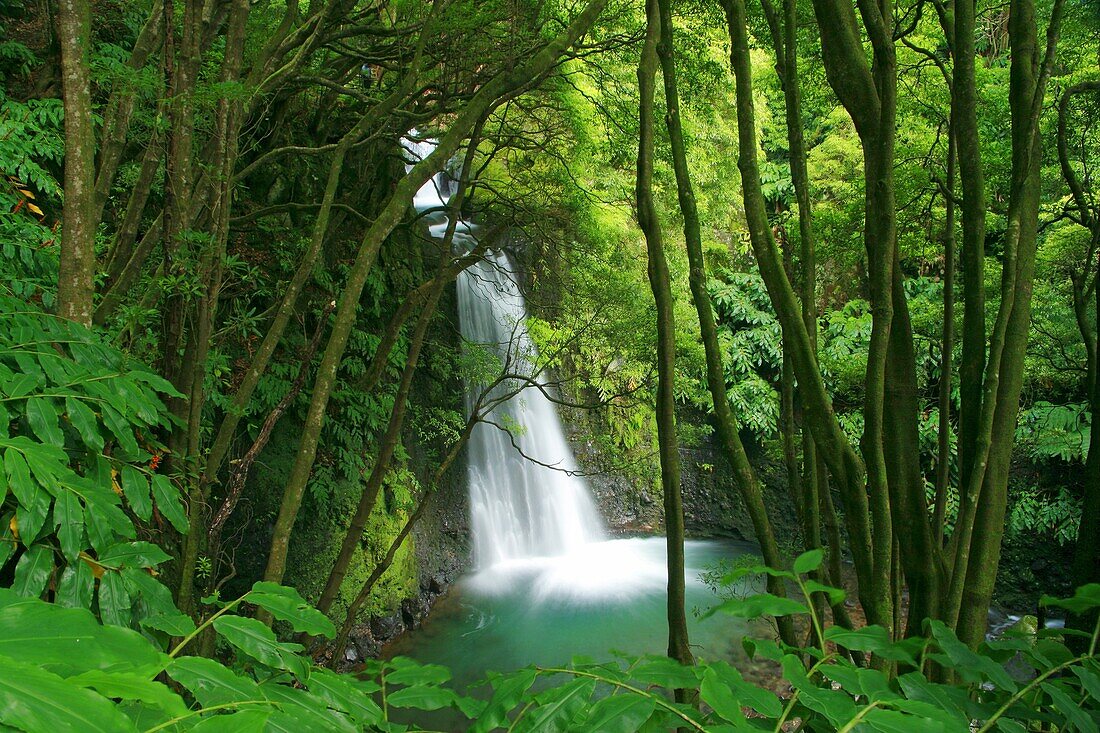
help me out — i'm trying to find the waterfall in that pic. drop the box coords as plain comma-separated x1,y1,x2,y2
403,134,605,571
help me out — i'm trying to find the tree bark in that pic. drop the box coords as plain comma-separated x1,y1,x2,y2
655,0,798,650
637,0,693,670
55,0,96,325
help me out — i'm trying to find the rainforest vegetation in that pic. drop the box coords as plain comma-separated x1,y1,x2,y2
1,0,1100,729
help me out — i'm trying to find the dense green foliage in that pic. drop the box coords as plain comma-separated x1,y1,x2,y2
1,0,1099,727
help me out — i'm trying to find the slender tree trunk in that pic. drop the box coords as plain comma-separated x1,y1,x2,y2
92,0,164,224
723,0,889,632
55,0,96,325
1071,258,1100,642
954,0,1066,645
935,124,957,547
948,0,988,503
655,0,797,650
175,0,251,616
637,0,693,670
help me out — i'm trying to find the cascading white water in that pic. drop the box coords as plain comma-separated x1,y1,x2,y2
403,133,605,569
404,133,667,601
457,251,605,567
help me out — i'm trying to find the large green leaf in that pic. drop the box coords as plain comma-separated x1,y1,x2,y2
64,397,103,452
261,684,357,733
67,670,187,717
702,592,809,620
56,561,94,609
1042,584,1100,615
629,656,701,689
307,669,384,727
98,571,132,628
793,549,824,574
0,589,167,677
578,692,656,733
245,582,336,638
169,656,263,707
53,490,83,561
25,397,63,447
12,543,52,598
386,684,460,711
212,615,308,678
100,541,170,569
0,654,137,733
824,625,921,667
517,677,595,732
150,474,188,532
472,668,538,733
119,466,151,522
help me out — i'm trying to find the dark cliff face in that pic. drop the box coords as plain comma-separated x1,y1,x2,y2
561,398,799,546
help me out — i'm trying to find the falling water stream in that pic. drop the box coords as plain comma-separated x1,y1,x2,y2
387,135,756,693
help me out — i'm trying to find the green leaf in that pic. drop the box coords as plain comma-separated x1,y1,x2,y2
98,571,132,628
26,397,64,447
579,692,656,733
1042,584,1100,615
0,512,16,569
0,589,166,677
67,670,187,716
520,677,595,732
12,543,52,598
212,615,307,677
0,654,137,733
386,684,459,711
782,654,857,727
150,474,188,532
245,582,336,638
473,668,538,733
630,656,701,689
1042,682,1099,733
896,672,970,726
824,625,920,667
190,710,272,732
260,684,356,733
65,397,103,452
793,549,824,574
100,405,140,458
307,669,384,727
706,660,782,718
4,447,35,508
701,667,748,723
803,579,846,606
929,621,1016,692
56,560,94,609
140,613,197,637
100,541,170,568
1073,666,1100,702
54,490,83,561
119,466,151,522
703,592,809,620
169,656,262,707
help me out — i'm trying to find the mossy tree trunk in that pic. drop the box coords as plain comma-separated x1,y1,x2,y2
655,0,798,650
637,0,693,670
